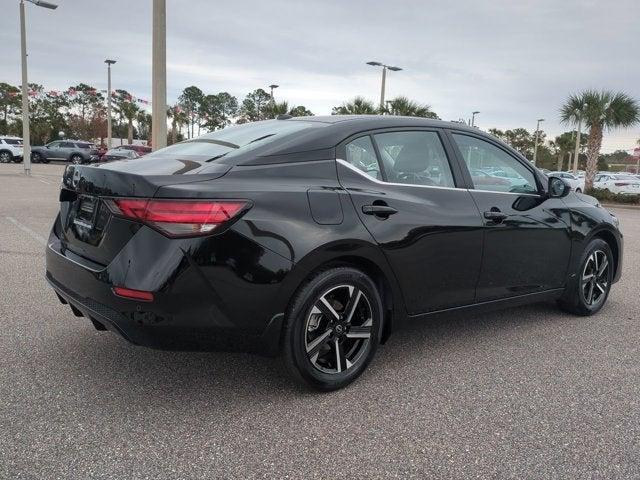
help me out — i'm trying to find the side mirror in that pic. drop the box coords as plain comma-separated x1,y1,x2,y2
548,176,570,198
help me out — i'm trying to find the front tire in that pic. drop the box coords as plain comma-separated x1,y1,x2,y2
0,150,12,163
283,267,383,391
558,238,613,316
71,154,83,164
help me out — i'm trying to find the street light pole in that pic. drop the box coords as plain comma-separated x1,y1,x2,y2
471,111,480,127
151,0,167,151
19,1,30,175
268,84,279,102
366,61,402,111
104,59,116,149
532,118,544,166
19,0,58,176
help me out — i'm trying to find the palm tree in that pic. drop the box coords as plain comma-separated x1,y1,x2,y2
384,96,439,119
560,90,639,191
332,97,379,115
262,101,314,119
167,105,187,145
549,132,576,171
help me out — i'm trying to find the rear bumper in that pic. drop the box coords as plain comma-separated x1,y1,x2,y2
45,223,292,354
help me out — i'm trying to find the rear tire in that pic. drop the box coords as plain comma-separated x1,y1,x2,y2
71,154,83,164
558,238,613,316
31,152,44,163
282,267,383,391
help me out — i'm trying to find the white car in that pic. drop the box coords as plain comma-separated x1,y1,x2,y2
548,171,585,193
0,136,24,163
593,173,640,195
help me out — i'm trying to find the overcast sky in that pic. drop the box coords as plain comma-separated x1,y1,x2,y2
1,0,638,152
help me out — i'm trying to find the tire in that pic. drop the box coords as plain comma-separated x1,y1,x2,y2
70,154,83,164
282,267,383,391
575,188,582,193
558,238,613,316
31,152,43,163
0,150,12,163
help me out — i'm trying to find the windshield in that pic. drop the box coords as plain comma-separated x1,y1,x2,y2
146,120,322,162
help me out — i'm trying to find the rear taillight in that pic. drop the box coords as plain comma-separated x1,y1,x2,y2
614,182,629,187
113,286,154,302
105,198,250,237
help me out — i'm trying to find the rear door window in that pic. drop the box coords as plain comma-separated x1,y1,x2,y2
372,131,455,188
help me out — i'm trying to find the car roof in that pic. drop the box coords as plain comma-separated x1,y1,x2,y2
0,136,22,140
227,115,504,166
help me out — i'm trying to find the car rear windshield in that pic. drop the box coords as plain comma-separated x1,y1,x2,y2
4,139,23,145
145,120,323,162
613,175,638,181
77,143,95,149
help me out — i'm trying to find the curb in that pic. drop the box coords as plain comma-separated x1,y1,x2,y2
601,203,640,211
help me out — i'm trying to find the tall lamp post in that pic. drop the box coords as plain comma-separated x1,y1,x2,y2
104,59,116,149
471,111,480,127
20,0,58,176
572,103,588,174
532,118,545,166
151,0,167,151
366,61,402,111
268,84,279,102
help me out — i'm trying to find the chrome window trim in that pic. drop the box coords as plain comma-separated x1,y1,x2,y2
336,158,542,197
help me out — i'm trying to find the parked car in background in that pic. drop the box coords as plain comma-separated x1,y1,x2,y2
114,144,152,156
100,148,141,162
593,173,640,194
470,169,511,189
31,140,99,164
547,171,585,193
46,116,623,390
0,136,24,163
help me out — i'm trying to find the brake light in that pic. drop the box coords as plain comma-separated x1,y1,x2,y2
105,198,249,237
113,287,154,302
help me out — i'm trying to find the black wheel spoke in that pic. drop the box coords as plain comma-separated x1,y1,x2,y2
334,339,343,373
306,328,332,360
343,287,362,324
316,295,340,321
346,323,372,339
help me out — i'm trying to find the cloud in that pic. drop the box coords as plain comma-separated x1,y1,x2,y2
1,0,638,151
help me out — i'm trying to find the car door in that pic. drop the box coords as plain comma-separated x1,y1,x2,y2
45,141,63,160
448,131,572,302
336,129,483,314
59,142,76,160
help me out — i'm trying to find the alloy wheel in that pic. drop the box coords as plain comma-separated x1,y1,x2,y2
0,152,11,163
304,284,373,374
581,250,609,307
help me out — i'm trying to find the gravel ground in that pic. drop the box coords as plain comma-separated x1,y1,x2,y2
1,163,638,479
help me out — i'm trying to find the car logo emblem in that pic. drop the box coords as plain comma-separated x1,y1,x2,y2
72,168,80,188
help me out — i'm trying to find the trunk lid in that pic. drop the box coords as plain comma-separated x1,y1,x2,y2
57,159,231,266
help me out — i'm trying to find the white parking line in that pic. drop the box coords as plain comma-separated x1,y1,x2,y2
5,216,47,246
32,175,53,185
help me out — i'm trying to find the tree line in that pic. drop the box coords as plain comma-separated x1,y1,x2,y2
1,81,638,191
0,82,317,146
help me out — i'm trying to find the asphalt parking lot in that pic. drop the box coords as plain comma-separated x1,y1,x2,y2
1,163,639,479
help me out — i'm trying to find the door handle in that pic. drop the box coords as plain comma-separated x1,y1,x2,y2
362,204,398,217
483,210,508,223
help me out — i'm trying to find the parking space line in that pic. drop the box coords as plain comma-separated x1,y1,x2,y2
5,216,47,246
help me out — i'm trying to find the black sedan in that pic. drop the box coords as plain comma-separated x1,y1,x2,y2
45,116,623,390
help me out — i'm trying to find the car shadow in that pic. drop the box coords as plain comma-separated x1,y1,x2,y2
52,300,579,401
